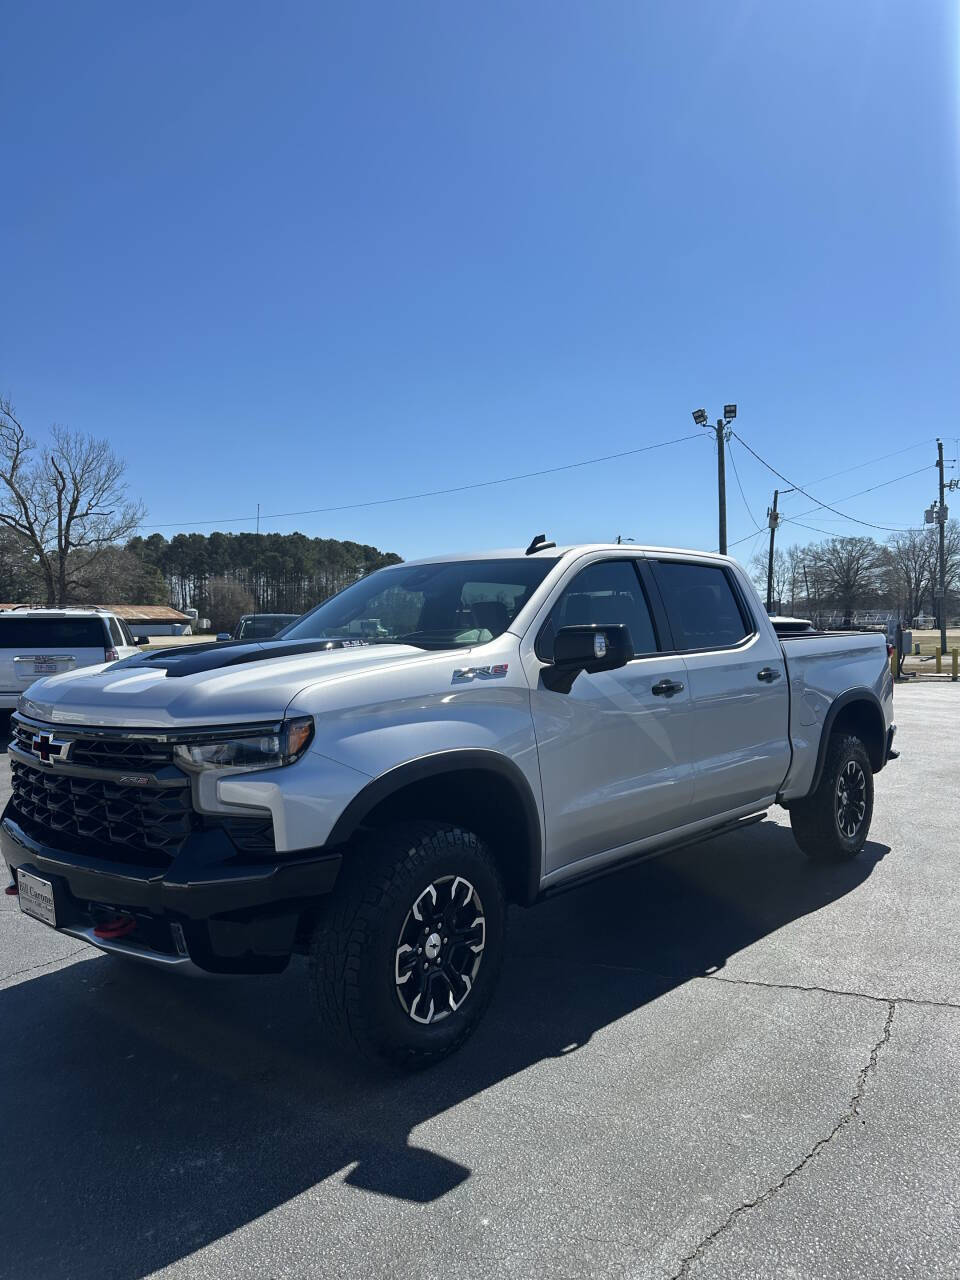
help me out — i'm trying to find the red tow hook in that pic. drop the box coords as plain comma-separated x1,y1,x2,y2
93,915,137,941
4,882,17,896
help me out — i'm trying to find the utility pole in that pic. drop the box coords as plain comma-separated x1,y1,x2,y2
766,489,780,614
715,419,728,556
254,502,261,622
937,439,947,655
692,404,737,556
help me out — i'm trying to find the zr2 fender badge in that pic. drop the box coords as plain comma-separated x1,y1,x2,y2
452,664,509,683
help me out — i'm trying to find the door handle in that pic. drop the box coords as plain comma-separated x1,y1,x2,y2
757,667,782,682
651,678,684,696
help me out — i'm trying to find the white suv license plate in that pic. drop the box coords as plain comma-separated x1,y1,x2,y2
16,869,57,928
34,662,58,674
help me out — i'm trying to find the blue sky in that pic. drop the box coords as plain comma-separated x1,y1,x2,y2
2,1,958,564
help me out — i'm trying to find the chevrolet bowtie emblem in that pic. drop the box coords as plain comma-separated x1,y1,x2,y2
31,733,72,765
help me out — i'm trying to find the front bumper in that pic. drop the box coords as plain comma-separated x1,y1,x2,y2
1,812,342,974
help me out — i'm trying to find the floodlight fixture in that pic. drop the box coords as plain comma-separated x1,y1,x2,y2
723,404,737,421
692,408,708,426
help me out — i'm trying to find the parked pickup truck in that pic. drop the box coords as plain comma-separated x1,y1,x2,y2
2,541,896,1066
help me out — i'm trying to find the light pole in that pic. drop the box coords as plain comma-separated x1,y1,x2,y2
693,404,737,555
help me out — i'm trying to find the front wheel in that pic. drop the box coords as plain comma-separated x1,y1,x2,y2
790,732,874,862
309,821,506,1068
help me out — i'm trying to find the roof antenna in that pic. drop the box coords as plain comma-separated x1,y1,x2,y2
525,533,557,555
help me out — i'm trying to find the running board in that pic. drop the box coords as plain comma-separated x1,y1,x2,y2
539,813,767,900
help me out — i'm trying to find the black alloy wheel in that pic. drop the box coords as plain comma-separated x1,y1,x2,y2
394,875,486,1025
835,758,868,840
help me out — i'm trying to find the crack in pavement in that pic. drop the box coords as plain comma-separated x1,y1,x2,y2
666,1000,897,1279
704,972,960,1013
0,944,90,987
555,953,960,1013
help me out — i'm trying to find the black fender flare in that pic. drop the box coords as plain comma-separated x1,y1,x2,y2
807,687,887,794
325,749,544,905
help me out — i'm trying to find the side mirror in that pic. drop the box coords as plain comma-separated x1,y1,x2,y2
134,635,150,645
542,624,633,693
216,632,231,642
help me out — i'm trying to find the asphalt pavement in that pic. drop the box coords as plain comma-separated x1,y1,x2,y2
2,684,958,1280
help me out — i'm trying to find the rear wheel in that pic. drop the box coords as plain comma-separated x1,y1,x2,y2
309,821,506,1068
790,732,874,862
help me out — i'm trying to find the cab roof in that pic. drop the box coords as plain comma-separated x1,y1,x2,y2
398,543,734,567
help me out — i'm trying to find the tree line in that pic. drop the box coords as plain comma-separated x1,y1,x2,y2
750,525,960,625
127,531,401,629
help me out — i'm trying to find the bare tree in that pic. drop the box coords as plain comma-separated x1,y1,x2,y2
69,545,167,606
926,519,960,623
809,536,885,623
785,544,805,615
885,528,933,622
204,576,255,634
0,398,145,605
748,546,789,610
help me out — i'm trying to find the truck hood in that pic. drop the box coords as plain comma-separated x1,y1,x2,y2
17,638,427,729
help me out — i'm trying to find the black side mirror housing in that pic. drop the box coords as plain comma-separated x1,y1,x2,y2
134,635,150,645
542,624,633,693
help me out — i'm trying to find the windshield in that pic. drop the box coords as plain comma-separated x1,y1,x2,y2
279,558,557,650
236,615,298,640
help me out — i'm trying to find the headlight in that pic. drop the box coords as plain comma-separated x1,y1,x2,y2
174,717,314,773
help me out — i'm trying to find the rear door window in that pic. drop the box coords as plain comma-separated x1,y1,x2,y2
0,618,107,648
650,561,753,651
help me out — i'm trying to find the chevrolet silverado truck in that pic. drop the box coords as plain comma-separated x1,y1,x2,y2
2,540,896,1066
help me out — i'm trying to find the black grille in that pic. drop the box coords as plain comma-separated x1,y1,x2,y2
10,718,278,864
12,720,176,772
70,737,177,771
10,758,192,863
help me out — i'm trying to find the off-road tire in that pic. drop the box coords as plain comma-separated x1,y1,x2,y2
309,821,506,1068
790,732,874,862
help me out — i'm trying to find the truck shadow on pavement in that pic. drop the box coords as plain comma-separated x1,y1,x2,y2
0,821,887,1280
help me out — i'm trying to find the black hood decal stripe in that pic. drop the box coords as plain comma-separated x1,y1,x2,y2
117,638,368,678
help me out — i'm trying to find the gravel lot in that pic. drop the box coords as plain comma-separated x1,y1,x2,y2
2,685,958,1280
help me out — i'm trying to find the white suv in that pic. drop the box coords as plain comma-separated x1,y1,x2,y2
0,608,141,708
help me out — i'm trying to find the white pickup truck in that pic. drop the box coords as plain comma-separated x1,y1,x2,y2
3,540,896,1066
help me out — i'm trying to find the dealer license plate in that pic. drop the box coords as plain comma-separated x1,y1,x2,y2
16,869,57,927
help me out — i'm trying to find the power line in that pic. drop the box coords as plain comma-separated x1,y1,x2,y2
780,517,849,538
726,442,931,547
786,463,932,523
726,440,763,531
727,529,760,549
137,432,703,531
731,432,917,533
780,439,935,499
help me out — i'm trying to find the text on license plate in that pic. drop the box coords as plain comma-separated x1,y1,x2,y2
34,662,58,674
16,869,57,927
